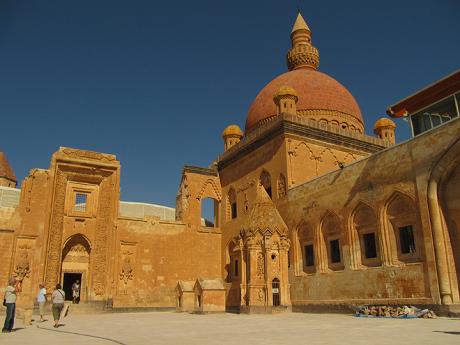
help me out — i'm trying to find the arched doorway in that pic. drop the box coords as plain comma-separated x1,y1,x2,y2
272,278,280,306
61,234,91,302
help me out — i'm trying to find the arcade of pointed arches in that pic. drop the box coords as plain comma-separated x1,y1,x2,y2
292,191,422,276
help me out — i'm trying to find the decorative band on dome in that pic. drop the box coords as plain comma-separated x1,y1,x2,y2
287,45,319,71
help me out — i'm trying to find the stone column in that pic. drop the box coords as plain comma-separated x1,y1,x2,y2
280,237,291,306
239,244,247,308
428,179,453,304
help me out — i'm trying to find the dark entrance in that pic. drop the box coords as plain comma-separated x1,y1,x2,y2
63,273,81,301
272,278,280,306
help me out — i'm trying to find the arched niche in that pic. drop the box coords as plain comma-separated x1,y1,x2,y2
321,211,344,271
352,202,381,267
260,170,272,198
386,192,421,263
297,222,315,273
227,188,237,221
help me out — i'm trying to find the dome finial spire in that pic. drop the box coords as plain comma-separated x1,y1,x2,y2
286,12,319,71
291,11,310,33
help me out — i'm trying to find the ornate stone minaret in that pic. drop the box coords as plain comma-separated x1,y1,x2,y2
286,12,320,71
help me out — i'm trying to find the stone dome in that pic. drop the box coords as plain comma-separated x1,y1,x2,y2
222,124,243,138
374,117,396,131
245,69,364,133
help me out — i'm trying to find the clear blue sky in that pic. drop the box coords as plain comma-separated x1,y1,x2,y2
1,0,459,208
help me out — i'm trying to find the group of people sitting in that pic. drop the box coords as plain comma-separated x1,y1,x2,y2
2,277,80,332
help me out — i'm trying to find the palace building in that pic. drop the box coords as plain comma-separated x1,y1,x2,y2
1,13,460,316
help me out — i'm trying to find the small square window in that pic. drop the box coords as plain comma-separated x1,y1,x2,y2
363,233,377,259
74,193,88,212
304,244,314,267
399,225,416,254
330,239,341,263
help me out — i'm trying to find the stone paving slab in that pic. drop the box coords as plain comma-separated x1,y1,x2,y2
1,312,459,345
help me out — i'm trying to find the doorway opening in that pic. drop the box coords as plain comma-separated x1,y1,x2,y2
63,272,82,302
272,278,280,306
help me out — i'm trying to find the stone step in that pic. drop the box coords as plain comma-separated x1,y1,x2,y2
33,302,107,315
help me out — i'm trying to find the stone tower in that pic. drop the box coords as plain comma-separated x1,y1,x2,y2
286,12,320,71
374,118,396,145
222,125,243,151
273,86,298,116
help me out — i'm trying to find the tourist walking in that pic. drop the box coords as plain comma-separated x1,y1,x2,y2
36,283,47,322
2,277,18,333
72,280,80,304
51,284,65,328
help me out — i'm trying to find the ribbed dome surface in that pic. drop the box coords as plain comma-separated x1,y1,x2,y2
246,69,363,132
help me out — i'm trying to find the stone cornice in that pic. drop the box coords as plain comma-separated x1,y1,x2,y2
183,165,218,176
218,114,388,170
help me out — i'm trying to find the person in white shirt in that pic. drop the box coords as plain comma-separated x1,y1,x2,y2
2,277,18,333
36,283,47,322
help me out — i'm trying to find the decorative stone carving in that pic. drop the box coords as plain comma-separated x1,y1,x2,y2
61,148,116,162
45,169,67,289
120,251,134,289
257,288,265,302
271,252,280,275
175,176,190,221
256,252,264,279
277,174,287,198
93,179,113,296
14,244,32,285
196,178,222,201
236,179,255,194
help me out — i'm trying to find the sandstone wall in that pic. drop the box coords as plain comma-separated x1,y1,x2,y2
278,118,460,307
114,217,221,308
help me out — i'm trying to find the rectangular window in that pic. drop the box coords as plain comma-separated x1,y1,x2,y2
411,96,458,136
304,244,314,267
74,193,87,212
399,225,416,254
330,239,341,263
234,259,239,277
231,202,237,219
363,233,377,259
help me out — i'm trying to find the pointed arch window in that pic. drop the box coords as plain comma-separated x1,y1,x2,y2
260,170,272,199
228,188,237,220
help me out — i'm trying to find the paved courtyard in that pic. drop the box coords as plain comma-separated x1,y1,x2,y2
1,311,459,345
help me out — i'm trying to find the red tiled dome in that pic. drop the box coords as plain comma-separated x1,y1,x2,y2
245,69,363,132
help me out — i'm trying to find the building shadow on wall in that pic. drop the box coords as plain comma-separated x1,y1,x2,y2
433,331,460,335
